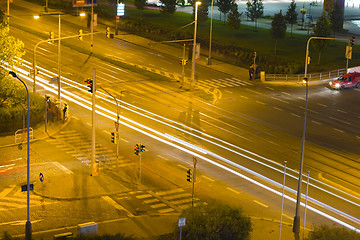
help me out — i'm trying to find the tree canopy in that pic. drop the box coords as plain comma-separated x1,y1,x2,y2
305,225,360,240
227,2,242,32
192,0,209,23
218,0,233,22
285,0,298,37
176,200,252,240
311,13,331,65
134,0,147,10
270,10,287,55
329,2,343,35
245,0,264,30
160,0,177,15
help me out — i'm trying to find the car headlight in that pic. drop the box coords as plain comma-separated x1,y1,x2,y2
329,81,332,86
335,83,340,88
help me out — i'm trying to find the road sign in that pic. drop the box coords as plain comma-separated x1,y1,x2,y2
39,172,44,182
21,184,34,192
178,217,186,227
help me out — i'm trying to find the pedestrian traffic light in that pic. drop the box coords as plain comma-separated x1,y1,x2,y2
253,52,256,58
111,132,117,144
134,144,139,155
84,79,93,93
49,31,55,43
187,169,192,182
34,68,38,76
45,95,50,102
307,56,311,64
106,27,110,38
78,29,83,41
140,144,145,152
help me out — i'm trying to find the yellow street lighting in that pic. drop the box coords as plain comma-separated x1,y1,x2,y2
80,12,86,17
33,15,40,19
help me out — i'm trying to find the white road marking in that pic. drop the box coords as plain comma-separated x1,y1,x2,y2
317,103,327,107
157,155,169,161
253,200,268,208
177,164,189,170
273,107,283,111
329,116,350,125
120,138,129,143
202,175,215,182
226,187,240,194
246,89,262,95
53,162,73,174
271,96,289,104
291,113,301,118
337,109,347,114
266,87,274,90
0,186,16,198
102,196,134,217
333,128,344,133
256,101,265,105
224,90,232,94
311,120,321,125
281,91,290,95
239,95,249,99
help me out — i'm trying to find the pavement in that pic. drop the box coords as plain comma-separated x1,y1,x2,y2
0,1,349,238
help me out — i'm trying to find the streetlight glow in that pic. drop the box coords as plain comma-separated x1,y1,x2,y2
80,12,86,17
33,15,40,19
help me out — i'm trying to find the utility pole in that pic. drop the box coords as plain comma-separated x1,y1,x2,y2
57,14,62,110
192,156,197,207
91,68,97,176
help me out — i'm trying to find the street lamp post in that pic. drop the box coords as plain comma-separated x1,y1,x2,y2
8,71,31,240
208,0,214,65
7,0,10,25
190,1,201,91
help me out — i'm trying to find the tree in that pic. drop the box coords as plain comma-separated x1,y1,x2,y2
0,22,26,72
192,0,209,23
329,2,343,36
218,0,232,22
245,0,264,31
160,0,177,15
134,0,147,11
285,0,298,37
227,2,242,35
270,10,287,55
305,225,360,240
311,13,331,65
176,200,252,240
0,9,4,23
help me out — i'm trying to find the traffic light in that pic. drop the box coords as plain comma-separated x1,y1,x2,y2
253,51,256,58
111,132,117,144
84,79,93,93
140,144,145,152
106,27,110,38
351,36,355,46
34,68,38,76
49,31,55,43
187,169,192,182
45,95,50,102
78,29,83,41
307,56,311,64
134,144,139,155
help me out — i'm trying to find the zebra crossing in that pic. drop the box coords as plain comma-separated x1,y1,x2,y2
115,188,200,215
176,76,252,89
45,130,133,170
0,185,55,211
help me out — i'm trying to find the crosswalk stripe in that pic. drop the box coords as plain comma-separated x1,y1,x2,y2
136,194,152,199
0,186,16,198
158,208,175,213
163,193,191,200
151,203,167,209
155,188,184,195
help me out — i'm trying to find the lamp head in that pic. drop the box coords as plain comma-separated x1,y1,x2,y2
34,15,40,19
9,71,17,78
303,77,308,84
80,12,86,17
196,1,201,6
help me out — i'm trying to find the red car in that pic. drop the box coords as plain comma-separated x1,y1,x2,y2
329,72,360,89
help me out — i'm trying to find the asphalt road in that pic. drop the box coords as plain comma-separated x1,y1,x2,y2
1,0,360,238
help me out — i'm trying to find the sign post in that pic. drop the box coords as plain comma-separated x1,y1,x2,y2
178,217,186,240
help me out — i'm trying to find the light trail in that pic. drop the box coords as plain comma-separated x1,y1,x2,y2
6,61,360,231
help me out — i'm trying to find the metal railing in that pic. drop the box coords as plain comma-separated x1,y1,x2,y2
265,68,347,83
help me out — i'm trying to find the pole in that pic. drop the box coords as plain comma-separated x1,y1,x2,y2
279,161,287,240
91,68,97,176
91,0,94,49
58,14,61,111
115,0,119,35
180,226,182,240
302,171,310,240
7,0,10,26
208,0,213,65
181,44,186,88
192,156,197,207
139,151,142,184
191,2,200,91
9,72,32,240
253,52,256,80
45,0,48,12
45,96,48,133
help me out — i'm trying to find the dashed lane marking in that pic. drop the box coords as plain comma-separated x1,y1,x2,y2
273,107,283,111
253,200,268,208
291,113,301,118
202,175,215,182
226,187,240,194
256,101,265,105
317,103,327,107
333,128,344,133
311,120,321,125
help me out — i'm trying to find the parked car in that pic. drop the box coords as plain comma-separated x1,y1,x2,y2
328,72,360,90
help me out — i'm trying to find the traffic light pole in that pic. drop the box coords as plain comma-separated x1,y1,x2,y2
45,96,48,133
139,152,142,184
192,157,197,207
91,68,97,176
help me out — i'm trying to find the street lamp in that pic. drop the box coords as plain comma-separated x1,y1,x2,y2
8,71,32,240
33,13,62,111
190,1,201,91
208,0,214,65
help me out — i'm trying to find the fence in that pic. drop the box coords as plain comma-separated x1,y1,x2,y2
264,68,347,83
